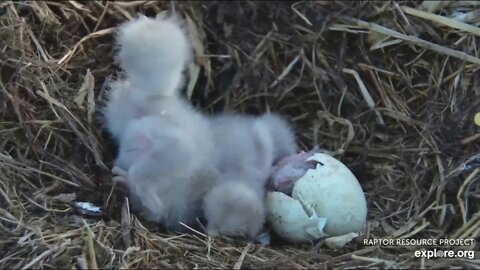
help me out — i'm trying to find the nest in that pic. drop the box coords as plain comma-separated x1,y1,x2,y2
0,0,479,268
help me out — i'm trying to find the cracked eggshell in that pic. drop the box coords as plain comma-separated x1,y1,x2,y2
265,152,367,243
292,153,367,236
265,191,326,243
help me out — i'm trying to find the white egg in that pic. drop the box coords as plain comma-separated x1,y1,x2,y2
266,153,367,243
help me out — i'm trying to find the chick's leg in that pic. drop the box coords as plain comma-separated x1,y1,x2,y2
127,163,167,223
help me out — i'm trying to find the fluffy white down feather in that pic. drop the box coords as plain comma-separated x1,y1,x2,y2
203,180,265,239
103,14,217,231
116,14,192,99
102,13,299,237
118,115,217,228
102,13,193,142
203,113,297,238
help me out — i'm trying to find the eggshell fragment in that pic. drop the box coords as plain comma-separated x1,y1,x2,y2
324,232,359,249
265,191,327,243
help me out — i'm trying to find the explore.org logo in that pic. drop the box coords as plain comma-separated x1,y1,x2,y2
475,112,480,127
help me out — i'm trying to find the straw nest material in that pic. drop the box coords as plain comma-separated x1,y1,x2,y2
1,1,479,269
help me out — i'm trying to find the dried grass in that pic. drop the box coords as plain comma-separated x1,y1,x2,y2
0,0,479,269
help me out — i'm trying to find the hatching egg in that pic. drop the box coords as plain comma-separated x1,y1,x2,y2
265,153,367,243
